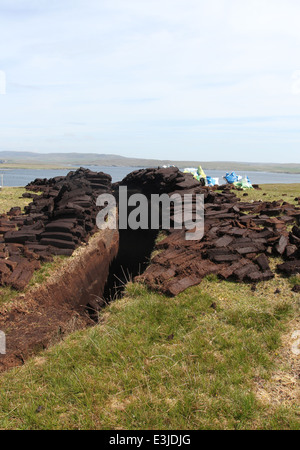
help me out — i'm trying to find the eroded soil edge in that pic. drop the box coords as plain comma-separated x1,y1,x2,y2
0,228,119,372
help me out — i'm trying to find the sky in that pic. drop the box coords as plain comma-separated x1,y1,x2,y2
0,0,300,163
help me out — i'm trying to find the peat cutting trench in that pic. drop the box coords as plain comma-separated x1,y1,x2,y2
0,166,300,372
101,228,158,311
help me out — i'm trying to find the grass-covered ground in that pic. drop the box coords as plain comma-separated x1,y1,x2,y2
0,278,299,430
0,187,33,215
235,183,300,204
0,184,299,430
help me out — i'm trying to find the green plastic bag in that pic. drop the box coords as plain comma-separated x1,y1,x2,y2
197,165,206,179
233,176,253,190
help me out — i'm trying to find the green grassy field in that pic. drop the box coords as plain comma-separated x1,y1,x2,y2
0,187,33,215
0,184,299,430
235,183,300,204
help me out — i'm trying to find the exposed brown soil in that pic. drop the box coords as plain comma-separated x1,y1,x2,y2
0,228,119,372
0,168,120,371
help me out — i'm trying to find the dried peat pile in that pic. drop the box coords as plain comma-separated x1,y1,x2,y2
0,168,112,291
115,166,201,193
128,168,300,296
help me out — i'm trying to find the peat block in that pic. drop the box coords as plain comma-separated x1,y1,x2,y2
277,260,300,275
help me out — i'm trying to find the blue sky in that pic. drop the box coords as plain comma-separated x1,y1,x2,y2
0,0,300,162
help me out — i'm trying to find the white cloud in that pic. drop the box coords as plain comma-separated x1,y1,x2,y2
0,0,300,161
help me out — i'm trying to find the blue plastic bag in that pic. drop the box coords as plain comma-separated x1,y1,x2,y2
224,172,241,184
206,176,219,186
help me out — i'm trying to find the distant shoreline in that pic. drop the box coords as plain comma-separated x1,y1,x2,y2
0,151,300,174
1,162,300,175
0,164,77,170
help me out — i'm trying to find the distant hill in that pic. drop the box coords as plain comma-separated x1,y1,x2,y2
0,151,300,174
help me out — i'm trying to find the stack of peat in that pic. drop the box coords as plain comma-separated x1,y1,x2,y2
0,165,299,296
0,168,112,291
114,166,201,194
124,168,300,296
